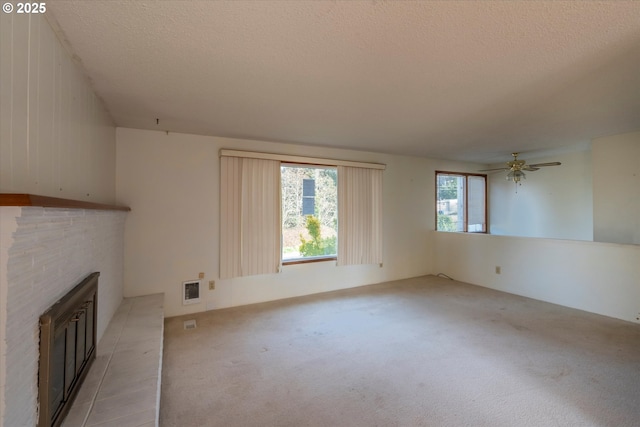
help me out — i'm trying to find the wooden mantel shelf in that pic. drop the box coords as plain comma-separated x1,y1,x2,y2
0,194,131,212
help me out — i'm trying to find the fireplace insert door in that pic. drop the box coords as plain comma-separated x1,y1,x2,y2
50,327,66,420
39,273,99,427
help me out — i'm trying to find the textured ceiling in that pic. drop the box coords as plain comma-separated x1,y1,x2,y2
46,1,640,163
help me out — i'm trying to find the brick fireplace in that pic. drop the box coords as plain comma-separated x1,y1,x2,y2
0,197,128,427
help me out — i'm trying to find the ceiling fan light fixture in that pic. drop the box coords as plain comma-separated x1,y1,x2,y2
478,152,561,193
507,170,526,184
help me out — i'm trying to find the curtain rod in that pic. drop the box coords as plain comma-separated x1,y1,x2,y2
220,149,386,170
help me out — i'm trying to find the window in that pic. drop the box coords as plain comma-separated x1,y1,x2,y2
436,172,486,233
220,149,384,279
281,164,338,262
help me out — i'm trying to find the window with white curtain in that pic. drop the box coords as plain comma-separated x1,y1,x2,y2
220,150,385,279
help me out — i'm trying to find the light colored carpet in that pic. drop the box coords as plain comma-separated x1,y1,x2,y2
160,275,640,426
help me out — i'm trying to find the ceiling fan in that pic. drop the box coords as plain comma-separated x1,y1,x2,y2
479,153,561,187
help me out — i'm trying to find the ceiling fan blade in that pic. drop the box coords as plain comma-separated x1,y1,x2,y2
527,162,561,167
522,167,540,171
478,167,510,172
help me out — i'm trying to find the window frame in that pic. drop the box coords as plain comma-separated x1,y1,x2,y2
435,171,487,233
281,162,338,265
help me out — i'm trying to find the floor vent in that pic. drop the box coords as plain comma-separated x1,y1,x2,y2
183,319,197,330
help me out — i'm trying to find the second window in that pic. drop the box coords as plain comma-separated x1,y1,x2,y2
436,172,487,233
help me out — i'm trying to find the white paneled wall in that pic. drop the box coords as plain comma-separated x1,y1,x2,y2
0,207,126,427
1,12,122,427
0,13,115,203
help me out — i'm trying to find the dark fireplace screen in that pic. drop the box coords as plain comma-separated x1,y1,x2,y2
38,272,99,427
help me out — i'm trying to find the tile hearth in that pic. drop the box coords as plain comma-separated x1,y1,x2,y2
62,294,164,427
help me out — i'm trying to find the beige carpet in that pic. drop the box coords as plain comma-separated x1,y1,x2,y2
160,275,640,426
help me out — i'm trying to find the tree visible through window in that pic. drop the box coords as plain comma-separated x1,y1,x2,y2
281,165,338,261
436,172,486,233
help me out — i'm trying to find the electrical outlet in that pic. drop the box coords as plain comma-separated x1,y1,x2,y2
183,319,197,330
495,266,501,274
198,272,205,279
209,280,215,290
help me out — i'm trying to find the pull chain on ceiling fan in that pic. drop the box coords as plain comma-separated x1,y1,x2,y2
479,153,561,191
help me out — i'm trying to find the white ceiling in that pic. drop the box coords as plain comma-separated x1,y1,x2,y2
46,1,640,163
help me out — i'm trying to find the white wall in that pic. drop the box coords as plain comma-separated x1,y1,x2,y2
433,231,640,323
592,131,640,245
116,128,443,317
488,149,593,241
0,13,116,203
436,140,640,324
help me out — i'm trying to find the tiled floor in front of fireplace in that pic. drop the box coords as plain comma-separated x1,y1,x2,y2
62,293,164,427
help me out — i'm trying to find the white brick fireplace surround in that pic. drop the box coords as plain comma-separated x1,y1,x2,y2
0,205,128,427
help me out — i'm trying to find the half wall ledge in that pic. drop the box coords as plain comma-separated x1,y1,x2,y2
0,194,131,211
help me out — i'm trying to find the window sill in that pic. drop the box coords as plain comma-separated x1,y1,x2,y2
282,256,337,266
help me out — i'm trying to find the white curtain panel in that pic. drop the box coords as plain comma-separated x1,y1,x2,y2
220,156,280,279
337,166,383,266
220,156,242,279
